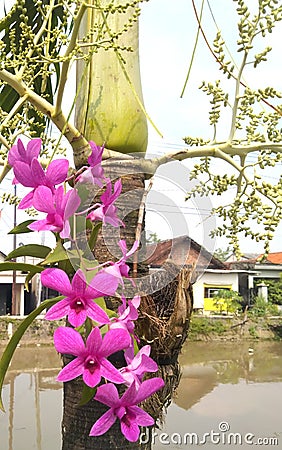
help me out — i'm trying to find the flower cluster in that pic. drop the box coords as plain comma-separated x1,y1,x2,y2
8,139,164,442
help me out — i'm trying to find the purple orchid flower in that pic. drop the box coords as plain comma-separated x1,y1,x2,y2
110,295,140,335
89,378,164,441
77,141,105,187
87,179,123,227
28,185,81,238
13,157,69,209
41,268,118,327
8,138,41,168
109,295,140,358
120,345,158,388
101,239,139,287
54,326,130,387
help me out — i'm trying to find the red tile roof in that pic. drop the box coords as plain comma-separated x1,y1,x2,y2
260,252,282,264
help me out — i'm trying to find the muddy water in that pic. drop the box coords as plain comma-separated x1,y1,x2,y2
0,341,282,450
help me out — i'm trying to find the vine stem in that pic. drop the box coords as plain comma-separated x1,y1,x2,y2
180,0,205,98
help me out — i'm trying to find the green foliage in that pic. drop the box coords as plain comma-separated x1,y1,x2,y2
5,244,51,260
249,295,279,317
213,246,233,262
189,316,228,340
0,0,71,138
146,232,161,244
255,276,282,305
248,325,259,338
212,289,242,314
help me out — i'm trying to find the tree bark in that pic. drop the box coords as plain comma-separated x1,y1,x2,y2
61,163,194,449
62,2,193,447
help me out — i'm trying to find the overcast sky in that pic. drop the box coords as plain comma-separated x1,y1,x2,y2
0,0,281,256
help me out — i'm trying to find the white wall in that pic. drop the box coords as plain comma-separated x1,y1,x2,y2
193,270,239,310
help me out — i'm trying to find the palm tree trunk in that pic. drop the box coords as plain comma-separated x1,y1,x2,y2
61,3,193,448
75,0,148,154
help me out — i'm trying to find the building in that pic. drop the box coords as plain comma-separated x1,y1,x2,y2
146,236,248,313
226,252,282,302
0,251,40,316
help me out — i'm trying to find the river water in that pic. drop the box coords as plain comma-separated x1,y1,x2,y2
0,340,281,450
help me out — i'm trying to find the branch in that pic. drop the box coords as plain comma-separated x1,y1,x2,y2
0,68,90,167
151,141,282,170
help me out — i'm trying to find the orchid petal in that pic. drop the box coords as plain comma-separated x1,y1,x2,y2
83,366,101,388
54,327,85,356
120,382,138,406
46,159,69,185
126,240,139,258
44,299,70,321
120,415,140,442
64,189,80,219
86,301,110,325
134,378,165,404
71,270,86,295
41,268,72,296
89,409,116,436
67,308,87,328
118,240,128,257
26,138,41,162
94,383,119,407
60,220,71,239
131,295,141,309
17,139,26,158
90,271,119,297
31,158,46,185
130,406,155,427
33,186,55,213
18,191,34,209
100,329,130,357
13,162,36,187
86,327,102,355
100,359,125,384
57,357,84,382
113,179,122,200
8,144,18,166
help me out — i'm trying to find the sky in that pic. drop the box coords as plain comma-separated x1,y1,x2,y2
138,0,282,254
0,0,282,256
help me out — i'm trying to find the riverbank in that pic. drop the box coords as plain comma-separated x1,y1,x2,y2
0,314,281,346
188,314,282,341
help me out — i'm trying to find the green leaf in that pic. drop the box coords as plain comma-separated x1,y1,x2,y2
41,241,69,265
0,295,63,412
0,262,44,273
78,383,97,406
5,244,51,261
8,220,35,234
88,222,102,252
95,297,106,310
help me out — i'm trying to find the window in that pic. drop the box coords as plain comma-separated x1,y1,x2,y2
204,287,231,298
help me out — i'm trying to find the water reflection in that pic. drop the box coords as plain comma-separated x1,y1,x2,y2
154,341,282,449
0,347,62,450
1,341,282,449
